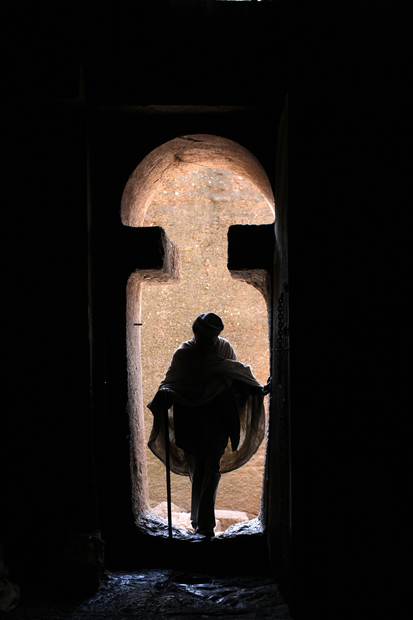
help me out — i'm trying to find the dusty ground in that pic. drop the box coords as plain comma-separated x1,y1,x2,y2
139,168,274,518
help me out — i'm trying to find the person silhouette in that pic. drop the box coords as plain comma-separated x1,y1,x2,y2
148,312,270,538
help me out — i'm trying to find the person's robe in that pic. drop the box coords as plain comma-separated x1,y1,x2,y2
147,337,266,476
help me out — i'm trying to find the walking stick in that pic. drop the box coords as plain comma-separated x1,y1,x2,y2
164,404,173,539
134,322,172,537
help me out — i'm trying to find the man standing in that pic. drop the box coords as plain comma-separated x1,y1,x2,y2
148,312,270,538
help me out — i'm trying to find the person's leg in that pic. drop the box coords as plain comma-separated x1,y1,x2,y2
184,392,231,536
184,451,205,530
195,432,228,536
196,462,221,534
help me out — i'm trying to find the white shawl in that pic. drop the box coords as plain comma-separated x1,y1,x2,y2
158,337,263,404
148,337,266,475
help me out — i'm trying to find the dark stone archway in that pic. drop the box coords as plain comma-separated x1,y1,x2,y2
121,135,278,533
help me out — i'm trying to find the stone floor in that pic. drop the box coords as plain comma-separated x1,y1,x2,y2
4,569,292,619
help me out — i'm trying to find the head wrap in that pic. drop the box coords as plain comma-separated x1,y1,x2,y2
192,312,224,336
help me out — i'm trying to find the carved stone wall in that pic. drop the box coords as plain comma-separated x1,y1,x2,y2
140,168,273,520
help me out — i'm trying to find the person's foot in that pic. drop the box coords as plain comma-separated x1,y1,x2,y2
195,527,215,539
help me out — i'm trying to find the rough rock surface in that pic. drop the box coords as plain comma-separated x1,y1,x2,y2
6,570,292,619
153,502,250,533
